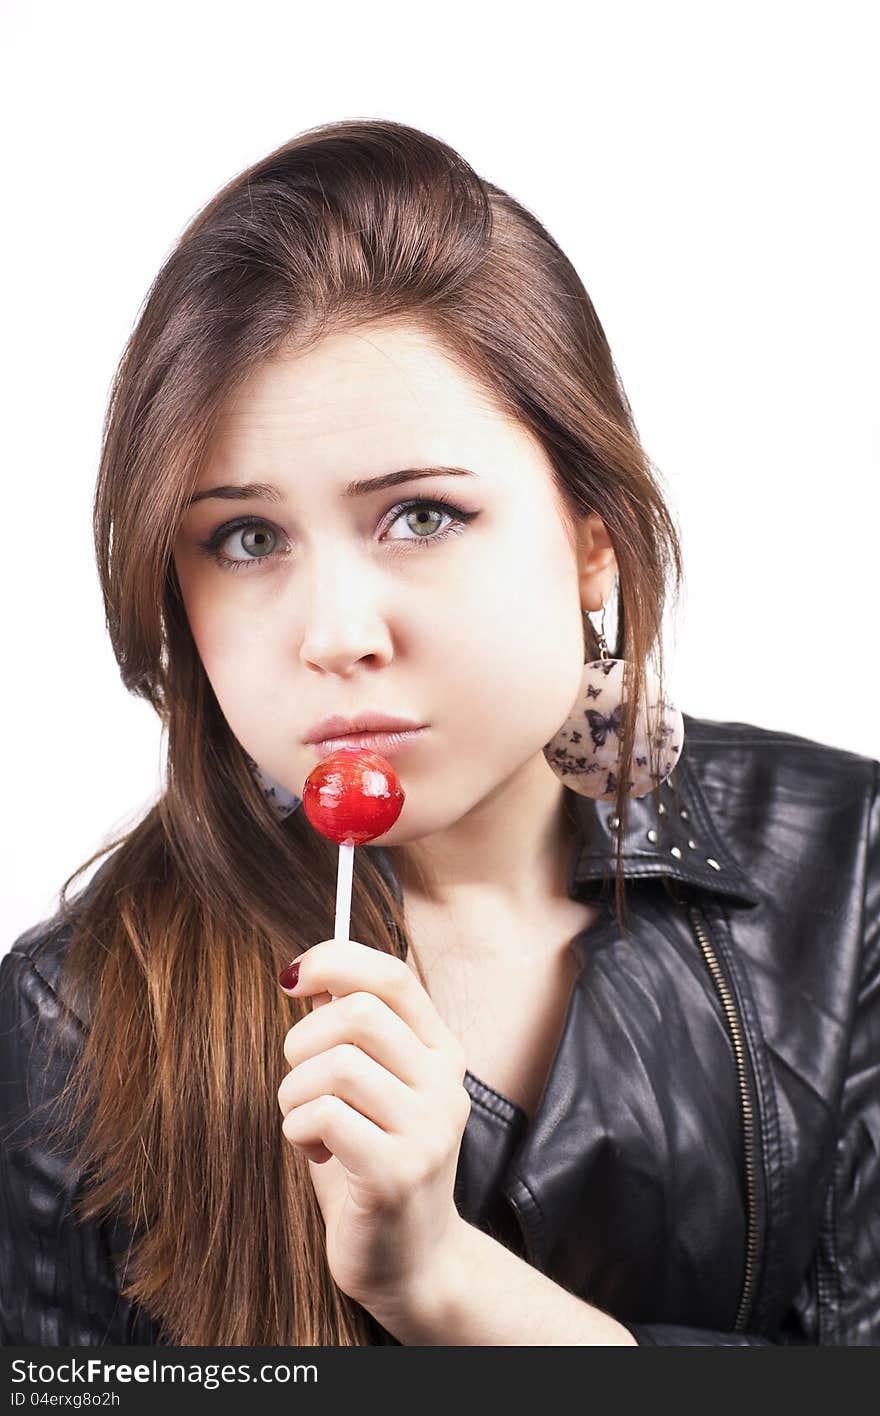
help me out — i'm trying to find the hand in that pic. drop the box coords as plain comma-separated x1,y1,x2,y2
276,938,472,1316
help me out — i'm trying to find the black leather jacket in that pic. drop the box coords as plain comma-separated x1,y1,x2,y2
2,713,878,1346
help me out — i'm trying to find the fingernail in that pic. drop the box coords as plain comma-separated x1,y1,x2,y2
278,960,300,991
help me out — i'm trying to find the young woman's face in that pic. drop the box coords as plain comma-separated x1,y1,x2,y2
172,321,611,846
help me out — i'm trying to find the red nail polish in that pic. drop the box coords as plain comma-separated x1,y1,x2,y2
278,960,300,991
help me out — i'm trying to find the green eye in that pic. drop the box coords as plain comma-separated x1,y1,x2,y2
197,497,478,574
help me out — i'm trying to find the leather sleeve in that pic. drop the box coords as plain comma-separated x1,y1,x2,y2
0,942,163,1346
625,757,880,1347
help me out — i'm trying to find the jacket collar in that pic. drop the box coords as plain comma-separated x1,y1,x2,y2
565,714,763,907
374,712,763,910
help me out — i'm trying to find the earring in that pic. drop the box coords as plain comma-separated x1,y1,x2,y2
242,749,302,822
542,585,684,800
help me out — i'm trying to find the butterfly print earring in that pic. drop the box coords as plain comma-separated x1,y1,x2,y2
542,587,684,800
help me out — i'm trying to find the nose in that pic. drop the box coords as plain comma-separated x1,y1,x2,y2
297,551,394,674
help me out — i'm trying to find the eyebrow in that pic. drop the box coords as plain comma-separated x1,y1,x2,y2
185,466,477,509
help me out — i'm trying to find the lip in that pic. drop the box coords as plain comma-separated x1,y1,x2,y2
302,712,424,744
311,728,427,760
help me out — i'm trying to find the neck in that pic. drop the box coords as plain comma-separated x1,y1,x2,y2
385,755,581,922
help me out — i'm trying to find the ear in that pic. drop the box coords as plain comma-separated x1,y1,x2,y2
576,513,618,612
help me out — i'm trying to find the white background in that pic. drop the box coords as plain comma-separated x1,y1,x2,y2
2,0,877,944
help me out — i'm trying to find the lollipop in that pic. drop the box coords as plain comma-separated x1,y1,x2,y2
302,746,405,944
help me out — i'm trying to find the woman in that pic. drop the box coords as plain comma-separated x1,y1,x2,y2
1,118,877,1347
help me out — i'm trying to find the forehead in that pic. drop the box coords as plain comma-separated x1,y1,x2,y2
208,322,505,467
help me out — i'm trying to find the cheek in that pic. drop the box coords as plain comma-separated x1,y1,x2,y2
437,561,583,736
441,525,578,678
191,609,238,668
175,554,243,654
180,589,227,672
173,560,262,703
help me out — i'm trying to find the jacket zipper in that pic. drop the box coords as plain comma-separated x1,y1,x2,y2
814,1150,838,1343
687,902,760,1331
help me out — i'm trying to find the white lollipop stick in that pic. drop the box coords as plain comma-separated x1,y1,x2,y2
325,839,355,1005
334,839,355,942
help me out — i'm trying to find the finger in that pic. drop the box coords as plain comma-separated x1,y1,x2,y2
298,1137,334,1165
281,1092,397,1185
278,1042,418,1135
283,990,447,1089
281,939,451,1052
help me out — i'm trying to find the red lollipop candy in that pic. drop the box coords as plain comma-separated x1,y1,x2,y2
302,747,405,947
302,746,405,845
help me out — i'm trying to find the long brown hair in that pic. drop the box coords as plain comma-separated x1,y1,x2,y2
42,118,683,1344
